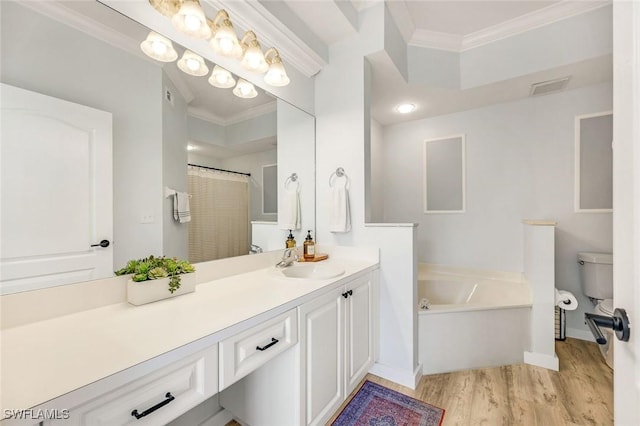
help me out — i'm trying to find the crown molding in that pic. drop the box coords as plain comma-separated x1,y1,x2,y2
408,0,611,52
204,0,326,77
461,0,612,51
188,100,277,127
188,107,225,126
409,29,462,52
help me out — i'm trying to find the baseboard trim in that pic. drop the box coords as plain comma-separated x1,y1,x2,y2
566,327,594,342
524,351,559,371
369,362,422,390
199,408,234,426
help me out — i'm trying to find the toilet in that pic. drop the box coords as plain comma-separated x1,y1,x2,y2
577,252,614,369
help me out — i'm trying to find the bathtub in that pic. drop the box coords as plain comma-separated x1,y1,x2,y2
418,265,532,375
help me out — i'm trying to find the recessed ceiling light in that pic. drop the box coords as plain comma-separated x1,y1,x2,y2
187,144,197,151
395,103,416,114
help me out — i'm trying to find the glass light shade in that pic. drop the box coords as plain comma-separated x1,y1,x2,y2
233,79,258,99
140,32,178,62
208,66,236,89
264,61,290,87
177,50,209,76
241,44,268,73
171,0,211,39
210,24,242,58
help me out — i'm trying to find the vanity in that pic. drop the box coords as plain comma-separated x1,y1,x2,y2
1,248,378,425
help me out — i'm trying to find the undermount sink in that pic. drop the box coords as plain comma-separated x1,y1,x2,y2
276,264,345,280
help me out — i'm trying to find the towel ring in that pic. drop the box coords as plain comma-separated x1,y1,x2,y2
329,167,348,187
285,173,300,190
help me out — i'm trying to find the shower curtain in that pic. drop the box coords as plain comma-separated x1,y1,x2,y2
188,165,249,263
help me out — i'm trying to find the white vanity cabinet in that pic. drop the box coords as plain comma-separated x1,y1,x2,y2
42,345,219,426
298,272,376,426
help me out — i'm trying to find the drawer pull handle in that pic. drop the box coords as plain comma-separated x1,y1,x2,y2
256,337,279,351
131,392,175,419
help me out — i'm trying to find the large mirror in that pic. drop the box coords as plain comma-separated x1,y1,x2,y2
0,0,315,294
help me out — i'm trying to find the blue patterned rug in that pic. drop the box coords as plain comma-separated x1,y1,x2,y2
332,381,445,426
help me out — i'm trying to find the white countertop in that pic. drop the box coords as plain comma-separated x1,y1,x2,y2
1,258,377,412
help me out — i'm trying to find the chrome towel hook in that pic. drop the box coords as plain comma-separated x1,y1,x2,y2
329,167,348,187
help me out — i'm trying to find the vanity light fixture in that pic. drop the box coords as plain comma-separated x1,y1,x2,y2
233,78,258,99
140,31,178,62
147,1,291,84
171,0,211,39
395,103,416,114
208,65,236,88
177,50,209,76
240,31,268,73
209,10,242,59
263,48,290,87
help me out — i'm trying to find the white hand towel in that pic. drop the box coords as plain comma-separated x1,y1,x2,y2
173,192,191,224
328,184,351,233
279,186,301,230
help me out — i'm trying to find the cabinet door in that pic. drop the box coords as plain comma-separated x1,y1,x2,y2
345,275,375,393
299,288,344,426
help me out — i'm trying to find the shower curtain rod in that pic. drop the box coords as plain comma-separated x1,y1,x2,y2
188,163,251,177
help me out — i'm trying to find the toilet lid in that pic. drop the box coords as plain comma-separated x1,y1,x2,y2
598,298,614,315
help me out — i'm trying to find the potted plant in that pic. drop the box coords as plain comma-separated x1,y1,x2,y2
115,255,196,305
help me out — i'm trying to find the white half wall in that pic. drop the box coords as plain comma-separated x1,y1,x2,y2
381,82,613,337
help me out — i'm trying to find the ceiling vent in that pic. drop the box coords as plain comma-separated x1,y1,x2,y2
529,76,571,96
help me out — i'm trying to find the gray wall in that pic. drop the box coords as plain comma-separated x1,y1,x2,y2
162,73,189,260
380,82,613,337
1,1,164,269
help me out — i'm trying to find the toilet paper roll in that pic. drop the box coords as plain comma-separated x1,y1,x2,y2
555,288,578,311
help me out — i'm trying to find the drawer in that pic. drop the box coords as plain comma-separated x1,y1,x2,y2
219,309,298,390
48,345,218,426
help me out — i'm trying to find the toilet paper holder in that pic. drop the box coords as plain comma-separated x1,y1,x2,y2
584,308,630,345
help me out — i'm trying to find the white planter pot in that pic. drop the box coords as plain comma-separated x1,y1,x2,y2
127,273,196,306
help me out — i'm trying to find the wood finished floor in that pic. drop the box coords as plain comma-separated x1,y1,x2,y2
226,338,612,426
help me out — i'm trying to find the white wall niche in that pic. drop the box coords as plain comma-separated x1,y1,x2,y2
423,134,466,214
574,111,613,213
262,164,278,215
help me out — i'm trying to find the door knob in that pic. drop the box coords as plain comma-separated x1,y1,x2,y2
584,308,630,344
90,239,110,248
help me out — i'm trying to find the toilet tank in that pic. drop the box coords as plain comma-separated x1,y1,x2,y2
578,252,613,300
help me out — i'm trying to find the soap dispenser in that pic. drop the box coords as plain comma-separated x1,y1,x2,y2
303,230,315,260
286,230,296,248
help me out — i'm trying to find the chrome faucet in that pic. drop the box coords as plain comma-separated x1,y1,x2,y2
276,248,298,268
249,244,263,254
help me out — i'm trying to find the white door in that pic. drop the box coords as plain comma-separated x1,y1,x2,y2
345,275,374,393
612,1,640,424
0,83,112,294
299,288,344,426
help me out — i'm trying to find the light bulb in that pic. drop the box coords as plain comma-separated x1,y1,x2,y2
264,61,290,87
140,31,178,62
171,0,211,39
183,14,201,32
219,37,234,53
208,66,236,89
186,58,200,71
151,40,167,55
177,50,208,76
233,79,257,98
